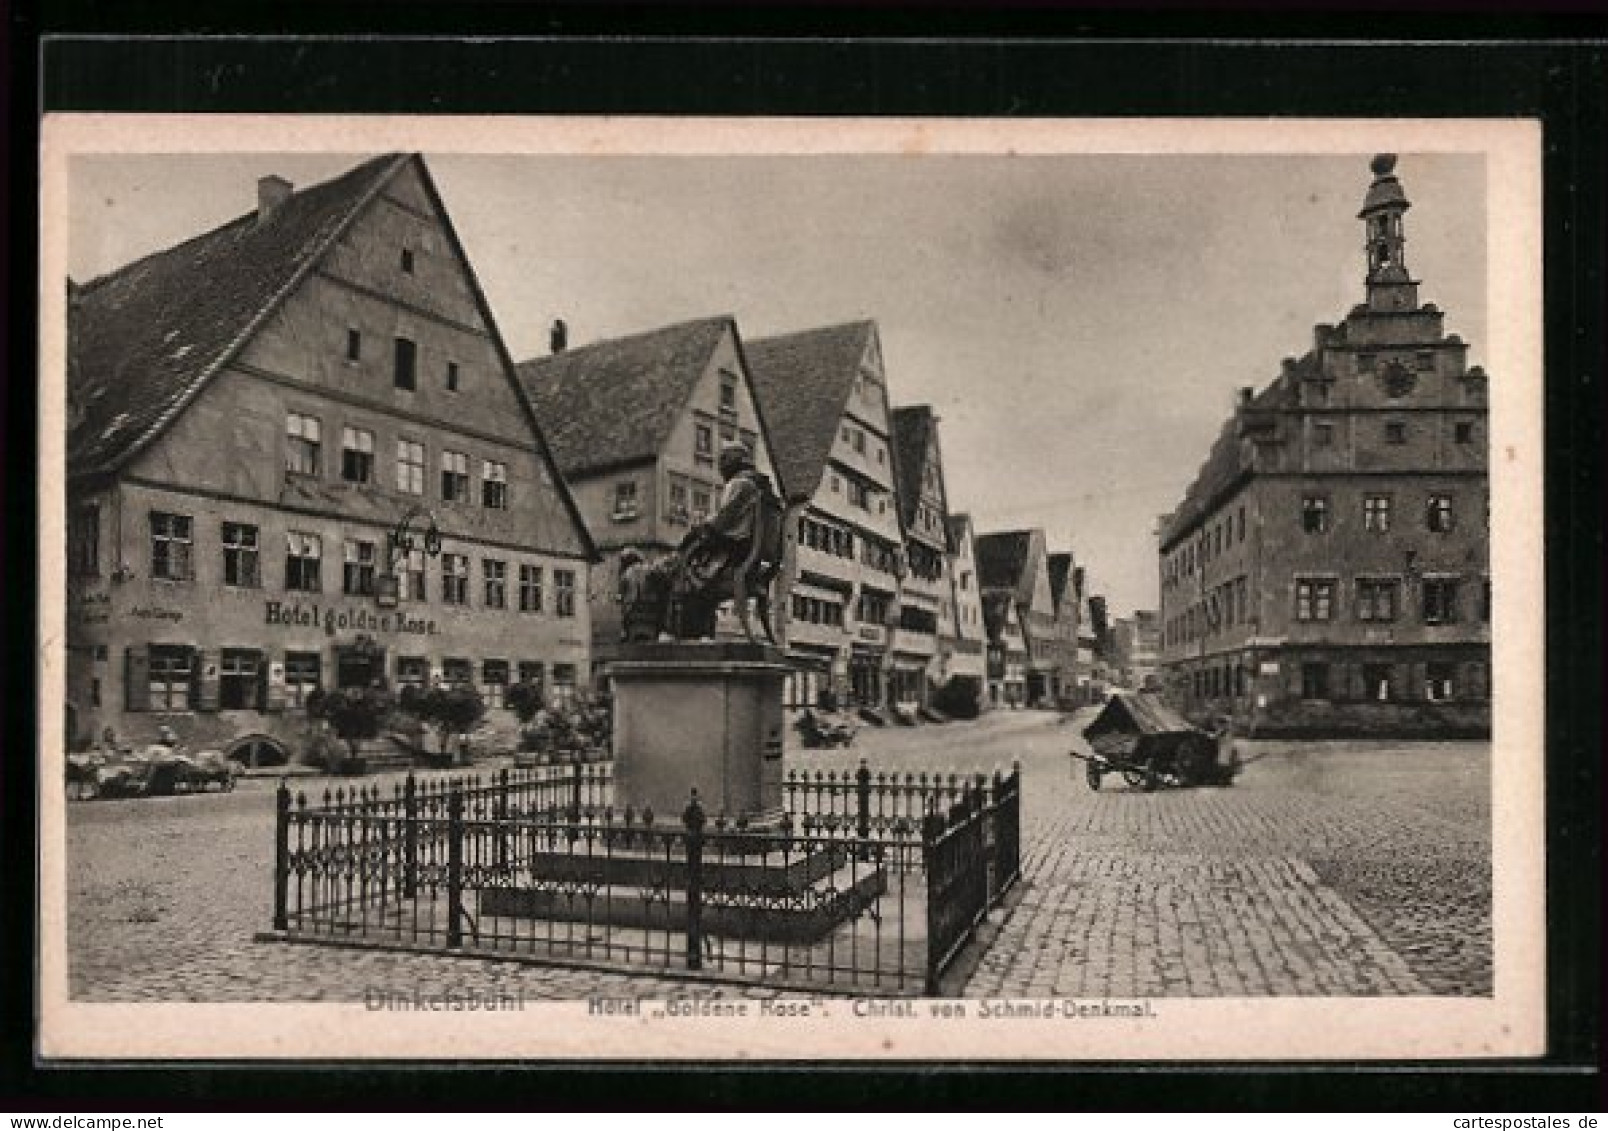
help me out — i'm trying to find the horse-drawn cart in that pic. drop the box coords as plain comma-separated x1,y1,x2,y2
1075,692,1239,791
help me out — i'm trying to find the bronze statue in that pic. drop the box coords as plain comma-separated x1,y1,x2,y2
618,441,785,644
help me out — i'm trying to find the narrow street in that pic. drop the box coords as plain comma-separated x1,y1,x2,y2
67,709,1491,1001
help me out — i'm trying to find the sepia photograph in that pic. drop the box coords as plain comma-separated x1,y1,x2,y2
36,115,1544,1062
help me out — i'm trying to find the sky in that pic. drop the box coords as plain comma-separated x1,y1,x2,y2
67,150,1486,619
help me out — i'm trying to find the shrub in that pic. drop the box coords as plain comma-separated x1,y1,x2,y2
932,675,983,720
307,685,396,768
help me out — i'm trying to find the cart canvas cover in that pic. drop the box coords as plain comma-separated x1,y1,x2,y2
1082,692,1197,745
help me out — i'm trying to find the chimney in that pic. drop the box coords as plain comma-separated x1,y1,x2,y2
550,318,569,354
257,175,293,224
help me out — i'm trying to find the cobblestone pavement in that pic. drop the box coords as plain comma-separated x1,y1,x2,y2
65,710,1490,1001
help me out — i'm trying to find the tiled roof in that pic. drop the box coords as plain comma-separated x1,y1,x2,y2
974,530,1034,594
1158,363,1302,549
889,405,933,529
68,154,408,475
1047,552,1076,609
516,317,734,479
745,321,875,504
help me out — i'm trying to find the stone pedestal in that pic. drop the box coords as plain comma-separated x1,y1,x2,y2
609,642,789,827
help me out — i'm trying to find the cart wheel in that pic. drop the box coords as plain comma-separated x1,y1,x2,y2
1086,762,1103,791
1122,769,1149,789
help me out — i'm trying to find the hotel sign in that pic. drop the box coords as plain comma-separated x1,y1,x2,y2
265,600,439,638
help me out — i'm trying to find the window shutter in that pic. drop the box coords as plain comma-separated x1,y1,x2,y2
124,646,150,712
196,648,222,712
265,659,287,713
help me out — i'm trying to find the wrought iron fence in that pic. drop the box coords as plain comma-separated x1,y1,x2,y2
270,762,1021,996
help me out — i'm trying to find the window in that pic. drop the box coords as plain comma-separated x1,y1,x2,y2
70,505,100,576
441,554,469,605
1238,505,1246,542
400,248,415,274
516,661,544,690
1425,662,1456,701
394,337,417,390
150,512,194,581
222,522,260,588
1300,663,1330,701
1300,495,1330,534
396,439,425,494
691,487,712,523
1385,421,1407,445
1363,494,1391,532
286,412,322,476
555,569,576,617
1236,577,1248,624
1482,578,1492,622
852,429,866,455
1363,663,1393,701
1455,421,1475,445
285,651,322,708
1427,494,1455,532
613,480,639,521
1356,578,1400,622
1357,353,1376,373
847,479,871,509
400,548,426,602
285,532,323,592
694,423,714,465
551,664,578,709
1313,422,1335,447
220,649,263,711
1423,578,1460,624
720,420,737,444
518,564,543,613
472,460,507,510
397,656,431,689
148,645,194,711
667,478,689,524
345,328,362,362
341,426,375,483
1415,351,1435,371
446,361,460,392
857,589,891,626
483,559,507,609
343,539,376,596
1295,578,1336,622
719,373,737,413
482,660,509,709
442,658,472,689
441,450,470,502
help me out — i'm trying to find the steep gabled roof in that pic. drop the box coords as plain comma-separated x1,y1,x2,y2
517,317,734,480
974,530,1035,594
945,512,972,555
68,154,407,475
889,405,933,529
1047,552,1077,610
981,590,1017,644
745,321,876,504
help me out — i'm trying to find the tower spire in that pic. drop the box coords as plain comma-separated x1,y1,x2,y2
1358,153,1419,312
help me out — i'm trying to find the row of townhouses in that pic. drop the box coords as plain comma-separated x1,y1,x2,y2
63,152,1106,758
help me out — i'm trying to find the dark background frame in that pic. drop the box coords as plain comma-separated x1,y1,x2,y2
8,13,1603,1110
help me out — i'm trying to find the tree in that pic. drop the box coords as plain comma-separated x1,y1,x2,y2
506,679,546,727
409,684,486,758
307,685,395,771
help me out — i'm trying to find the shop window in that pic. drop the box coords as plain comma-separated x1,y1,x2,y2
150,512,194,581
613,480,639,521
147,645,194,711
397,656,430,690
1425,662,1456,701
341,426,375,484
285,532,323,592
400,548,427,602
69,505,99,576
1422,578,1460,625
1363,663,1393,702
482,659,509,709
441,450,470,503
519,564,544,613
555,569,577,618
222,522,260,588
1363,494,1391,532
1356,578,1400,622
1300,663,1330,701
286,412,321,476
483,559,507,609
441,554,469,606
1295,578,1336,622
1427,494,1455,533
394,337,417,391
220,649,264,711
482,461,508,510
343,539,376,596
396,439,426,495
442,658,472,688
1300,496,1329,534
285,651,321,707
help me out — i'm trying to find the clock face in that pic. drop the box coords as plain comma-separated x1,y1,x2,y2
1379,360,1416,399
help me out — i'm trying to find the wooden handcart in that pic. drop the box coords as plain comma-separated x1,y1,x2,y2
1075,692,1239,791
